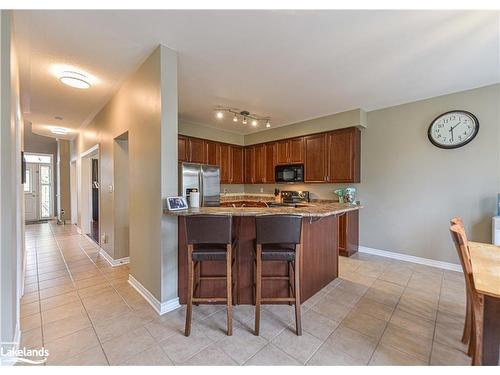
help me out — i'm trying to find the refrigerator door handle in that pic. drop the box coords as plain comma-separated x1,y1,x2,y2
199,170,204,207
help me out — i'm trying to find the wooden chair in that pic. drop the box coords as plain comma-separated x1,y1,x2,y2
449,223,484,365
184,215,233,336
450,217,473,355
254,215,303,336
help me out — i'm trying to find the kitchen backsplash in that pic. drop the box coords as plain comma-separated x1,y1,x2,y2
222,183,361,201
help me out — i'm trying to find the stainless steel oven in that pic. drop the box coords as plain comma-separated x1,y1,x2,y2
275,164,304,183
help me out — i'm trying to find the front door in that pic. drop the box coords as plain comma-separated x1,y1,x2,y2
24,163,38,221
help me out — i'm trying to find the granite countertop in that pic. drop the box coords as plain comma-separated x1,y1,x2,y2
163,202,362,217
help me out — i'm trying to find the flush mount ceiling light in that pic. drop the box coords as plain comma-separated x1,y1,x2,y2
50,127,69,135
59,71,91,89
214,108,271,128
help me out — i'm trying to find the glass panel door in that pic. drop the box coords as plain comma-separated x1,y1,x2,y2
39,164,52,219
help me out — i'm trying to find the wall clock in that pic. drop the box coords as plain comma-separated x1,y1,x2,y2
428,110,479,149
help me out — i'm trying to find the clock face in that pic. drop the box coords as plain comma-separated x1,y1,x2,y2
428,110,479,149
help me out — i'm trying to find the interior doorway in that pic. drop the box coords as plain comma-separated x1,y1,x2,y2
24,153,54,222
80,145,100,244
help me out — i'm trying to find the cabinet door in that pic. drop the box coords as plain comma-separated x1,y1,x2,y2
205,141,221,166
254,144,266,183
289,138,304,163
304,134,327,182
178,136,188,162
328,128,361,183
244,146,256,184
276,140,289,164
219,144,232,184
264,142,276,183
231,146,244,184
188,138,205,163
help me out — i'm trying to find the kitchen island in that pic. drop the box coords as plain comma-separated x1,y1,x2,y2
165,202,362,304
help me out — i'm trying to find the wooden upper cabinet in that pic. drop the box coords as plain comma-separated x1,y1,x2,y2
188,138,205,164
275,138,304,164
264,142,276,183
254,144,266,183
245,146,256,184
304,133,328,182
289,138,304,163
328,127,361,183
178,136,188,162
219,143,231,184
204,140,221,166
276,140,289,165
231,146,244,184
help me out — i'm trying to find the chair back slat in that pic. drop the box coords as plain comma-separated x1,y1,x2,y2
449,222,475,291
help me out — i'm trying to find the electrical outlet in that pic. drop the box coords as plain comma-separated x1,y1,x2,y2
108,185,114,193
260,187,264,193
101,233,107,244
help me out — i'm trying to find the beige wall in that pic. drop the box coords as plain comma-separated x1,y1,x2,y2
360,84,499,263
0,9,25,347
57,139,71,222
244,108,366,145
179,119,244,145
247,84,500,264
74,46,172,300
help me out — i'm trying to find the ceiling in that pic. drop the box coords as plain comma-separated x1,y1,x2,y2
14,10,500,138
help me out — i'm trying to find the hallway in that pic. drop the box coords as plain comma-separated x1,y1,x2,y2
20,222,471,366
21,222,153,365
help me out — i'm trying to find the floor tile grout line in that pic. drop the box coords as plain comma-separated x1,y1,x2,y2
48,223,111,365
428,270,445,364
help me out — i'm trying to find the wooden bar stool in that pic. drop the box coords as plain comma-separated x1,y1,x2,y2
254,215,303,336
449,222,484,365
184,215,233,336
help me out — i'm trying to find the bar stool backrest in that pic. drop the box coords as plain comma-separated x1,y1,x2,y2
185,215,232,244
255,215,302,245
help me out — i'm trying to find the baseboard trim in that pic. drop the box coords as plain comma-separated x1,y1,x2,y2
1,325,22,366
99,249,130,267
128,275,181,315
78,228,129,267
358,246,462,272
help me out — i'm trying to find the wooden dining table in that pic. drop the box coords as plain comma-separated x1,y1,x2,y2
468,241,500,365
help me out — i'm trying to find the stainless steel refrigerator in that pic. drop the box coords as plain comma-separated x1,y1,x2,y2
179,163,220,207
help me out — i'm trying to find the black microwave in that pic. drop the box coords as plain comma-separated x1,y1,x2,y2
275,164,304,183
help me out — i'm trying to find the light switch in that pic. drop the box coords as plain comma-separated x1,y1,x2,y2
108,185,114,193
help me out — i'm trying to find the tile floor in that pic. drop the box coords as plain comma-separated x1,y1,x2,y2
20,221,471,366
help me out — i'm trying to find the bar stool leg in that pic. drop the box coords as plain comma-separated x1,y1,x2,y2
254,244,262,336
185,244,194,336
294,244,302,336
226,244,233,336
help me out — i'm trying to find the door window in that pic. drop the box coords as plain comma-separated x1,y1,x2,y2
39,165,52,219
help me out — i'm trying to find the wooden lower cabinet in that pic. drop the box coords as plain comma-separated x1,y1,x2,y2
338,210,359,257
178,215,339,304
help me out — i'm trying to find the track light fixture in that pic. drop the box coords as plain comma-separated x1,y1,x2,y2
214,108,271,128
